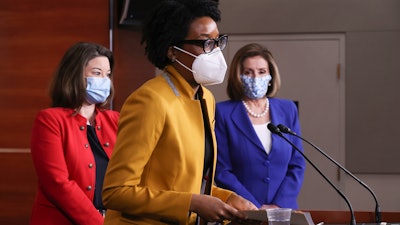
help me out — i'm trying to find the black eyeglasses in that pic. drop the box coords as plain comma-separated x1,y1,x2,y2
180,34,228,53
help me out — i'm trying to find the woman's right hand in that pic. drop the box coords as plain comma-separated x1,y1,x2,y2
260,204,279,210
190,194,248,223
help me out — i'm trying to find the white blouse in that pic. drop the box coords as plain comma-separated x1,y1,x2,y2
253,122,272,154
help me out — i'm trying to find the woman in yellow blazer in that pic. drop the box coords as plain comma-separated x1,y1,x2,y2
102,0,258,224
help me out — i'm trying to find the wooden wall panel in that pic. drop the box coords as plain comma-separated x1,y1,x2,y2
0,152,36,225
111,1,155,111
0,0,155,224
112,28,155,111
0,0,110,224
0,0,110,148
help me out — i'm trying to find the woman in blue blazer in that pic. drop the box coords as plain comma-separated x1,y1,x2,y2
215,43,306,210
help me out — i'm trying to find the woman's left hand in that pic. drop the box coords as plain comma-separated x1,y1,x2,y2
226,193,258,211
225,193,261,224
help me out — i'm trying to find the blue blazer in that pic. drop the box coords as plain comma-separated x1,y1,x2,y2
214,98,306,209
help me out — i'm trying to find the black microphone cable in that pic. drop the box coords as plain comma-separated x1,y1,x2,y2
267,123,357,225
277,124,381,223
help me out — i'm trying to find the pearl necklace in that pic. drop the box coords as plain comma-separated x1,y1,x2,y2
242,98,269,118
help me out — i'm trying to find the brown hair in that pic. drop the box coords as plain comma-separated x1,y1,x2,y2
49,42,114,109
227,43,281,100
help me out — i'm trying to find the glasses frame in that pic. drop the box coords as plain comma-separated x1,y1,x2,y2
180,34,228,53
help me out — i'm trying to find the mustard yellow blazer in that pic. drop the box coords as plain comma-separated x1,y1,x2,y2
102,66,233,225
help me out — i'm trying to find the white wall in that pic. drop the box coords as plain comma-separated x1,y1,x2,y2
217,0,400,212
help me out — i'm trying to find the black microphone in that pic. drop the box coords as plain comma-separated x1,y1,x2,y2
277,124,381,223
267,123,357,225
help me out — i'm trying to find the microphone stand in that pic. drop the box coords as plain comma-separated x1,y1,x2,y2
267,123,357,225
277,124,381,223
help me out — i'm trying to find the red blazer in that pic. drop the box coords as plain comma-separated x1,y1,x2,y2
30,107,119,225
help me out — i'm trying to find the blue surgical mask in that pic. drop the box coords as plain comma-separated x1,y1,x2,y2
86,77,111,104
240,74,272,99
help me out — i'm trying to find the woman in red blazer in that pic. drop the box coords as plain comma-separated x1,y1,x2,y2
29,42,119,225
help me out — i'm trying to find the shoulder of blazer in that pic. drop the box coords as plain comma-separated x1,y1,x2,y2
36,107,83,123
269,98,297,112
216,100,239,110
97,109,120,121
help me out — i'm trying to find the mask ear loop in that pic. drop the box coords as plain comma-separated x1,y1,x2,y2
173,46,198,74
267,74,272,86
172,46,223,74
175,58,195,74
173,46,197,58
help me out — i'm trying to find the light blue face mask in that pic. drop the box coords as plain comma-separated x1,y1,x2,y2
86,77,111,104
240,74,272,99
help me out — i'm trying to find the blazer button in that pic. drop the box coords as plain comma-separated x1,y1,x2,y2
104,142,110,147
88,163,93,168
97,126,101,130
263,177,270,183
87,186,92,191
80,126,85,131
85,144,89,148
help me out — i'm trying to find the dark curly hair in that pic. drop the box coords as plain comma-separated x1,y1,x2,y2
141,0,221,69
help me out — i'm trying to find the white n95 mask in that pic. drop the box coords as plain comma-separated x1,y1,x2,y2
174,46,227,86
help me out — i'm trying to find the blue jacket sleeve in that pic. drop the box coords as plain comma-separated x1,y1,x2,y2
270,100,305,208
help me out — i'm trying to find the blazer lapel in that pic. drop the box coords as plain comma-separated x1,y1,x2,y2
230,102,265,152
268,99,286,156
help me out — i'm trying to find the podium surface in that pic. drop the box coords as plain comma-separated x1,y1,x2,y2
305,210,400,224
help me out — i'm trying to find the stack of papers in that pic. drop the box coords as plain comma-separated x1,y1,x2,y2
241,210,315,225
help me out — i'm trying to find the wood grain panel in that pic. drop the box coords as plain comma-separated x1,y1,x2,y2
0,1,156,224
0,152,36,225
111,1,155,111
0,0,109,148
112,28,155,111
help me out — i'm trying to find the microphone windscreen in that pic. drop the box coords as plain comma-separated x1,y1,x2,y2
277,124,295,134
267,123,281,134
